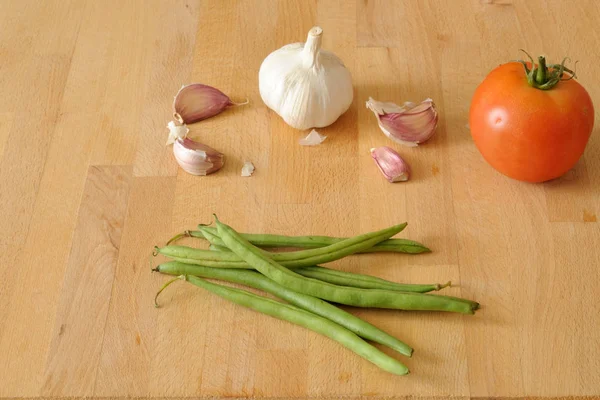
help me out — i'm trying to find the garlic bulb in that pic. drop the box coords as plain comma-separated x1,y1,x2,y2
259,27,353,130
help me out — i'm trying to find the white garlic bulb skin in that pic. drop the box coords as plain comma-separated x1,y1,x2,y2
259,27,354,130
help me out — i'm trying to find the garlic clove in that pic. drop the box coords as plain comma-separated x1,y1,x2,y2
299,129,327,146
173,83,248,124
366,97,438,147
241,161,255,177
173,137,224,176
166,120,190,145
370,146,410,182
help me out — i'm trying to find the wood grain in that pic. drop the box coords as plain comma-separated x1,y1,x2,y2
94,176,176,396
41,165,132,396
1,0,599,398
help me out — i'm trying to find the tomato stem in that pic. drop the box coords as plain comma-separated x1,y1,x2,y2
534,56,547,85
516,51,576,90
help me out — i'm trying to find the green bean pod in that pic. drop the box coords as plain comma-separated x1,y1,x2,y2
156,222,409,268
196,228,224,246
179,274,410,375
294,266,447,293
214,216,479,314
193,226,430,254
156,261,413,357
201,244,444,293
209,244,230,252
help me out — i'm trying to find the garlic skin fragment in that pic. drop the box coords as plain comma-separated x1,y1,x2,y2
259,26,353,130
299,129,327,146
173,83,247,124
166,120,190,145
173,137,224,176
241,161,255,177
370,146,410,182
366,97,438,147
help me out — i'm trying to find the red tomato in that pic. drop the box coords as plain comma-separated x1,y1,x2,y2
469,60,594,182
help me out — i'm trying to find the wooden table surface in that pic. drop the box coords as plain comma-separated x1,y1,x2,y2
2,0,599,398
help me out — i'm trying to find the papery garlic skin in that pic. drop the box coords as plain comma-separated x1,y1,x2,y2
366,97,438,147
370,146,410,182
259,27,353,130
299,129,327,146
241,161,255,177
173,137,224,176
166,120,190,145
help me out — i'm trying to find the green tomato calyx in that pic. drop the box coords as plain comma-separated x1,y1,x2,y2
516,50,577,90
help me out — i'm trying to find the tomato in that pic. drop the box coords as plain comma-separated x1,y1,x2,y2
469,59,594,183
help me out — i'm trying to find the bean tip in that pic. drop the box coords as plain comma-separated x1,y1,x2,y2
166,230,193,245
154,277,182,309
439,281,451,290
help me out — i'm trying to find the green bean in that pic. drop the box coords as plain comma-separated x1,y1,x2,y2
205,242,443,293
214,216,479,314
155,261,413,357
153,253,247,269
195,228,223,246
186,243,446,293
155,222,409,268
160,257,446,293
209,244,230,252
189,226,430,254
157,247,454,294
159,274,410,375
294,266,448,293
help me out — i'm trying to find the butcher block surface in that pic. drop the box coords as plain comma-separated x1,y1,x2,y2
1,0,599,398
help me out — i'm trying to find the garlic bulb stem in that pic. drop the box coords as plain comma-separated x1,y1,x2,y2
302,27,323,68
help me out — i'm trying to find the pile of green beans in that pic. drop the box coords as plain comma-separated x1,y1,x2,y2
153,216,480,376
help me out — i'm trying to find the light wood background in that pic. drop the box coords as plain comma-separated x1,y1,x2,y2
1,0,599,398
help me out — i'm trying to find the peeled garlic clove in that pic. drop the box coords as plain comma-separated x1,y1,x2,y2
366,97,438,147
299,129,327,146
166,120,190,145
173,83,247,124
241,161,255,177
173,137,224,176
370,146,410,182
